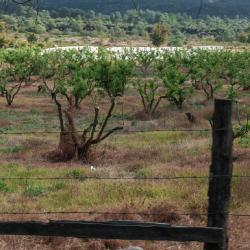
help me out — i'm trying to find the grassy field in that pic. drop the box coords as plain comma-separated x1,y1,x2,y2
0,84,249,249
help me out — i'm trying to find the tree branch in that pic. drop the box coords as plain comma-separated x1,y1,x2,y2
95,99,116,142
53,94,64,132
92,126,123,144
87,107,99,144
152,95,167,114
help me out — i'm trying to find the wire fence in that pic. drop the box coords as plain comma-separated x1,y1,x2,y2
0,127,236,135
0,175,249,181
0,211,249,218
0,128,210,135
0,104,249,232
0,174,249,218
0,128,249,220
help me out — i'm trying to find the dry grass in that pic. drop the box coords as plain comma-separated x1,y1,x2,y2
0,84,249,249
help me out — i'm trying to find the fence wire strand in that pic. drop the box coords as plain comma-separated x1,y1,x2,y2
0,175,248,218
0,175,249,181
0,211,249,218
0,127,231,135
0,108,249,222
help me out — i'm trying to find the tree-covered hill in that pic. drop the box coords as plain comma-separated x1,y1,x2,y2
40,0,250,18
1,0,249,17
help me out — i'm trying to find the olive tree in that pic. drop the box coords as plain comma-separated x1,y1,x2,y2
220,51,244,101
237,51,250,91
39,49,133,162
157,51,193,110
150,23,169,47
190,50,223,100
133,50,166,119
0,48,38,106
223,52,239,100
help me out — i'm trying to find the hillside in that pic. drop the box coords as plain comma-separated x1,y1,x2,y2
41,0,250,18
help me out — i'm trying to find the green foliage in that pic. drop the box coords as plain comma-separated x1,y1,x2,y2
37,48,134,161
0,144,23,154
188,50,250,101
39,48,133,113
26,33,38,44
0,180,10,193
135,168,152,178
0,21,9,48
38,49,93,102
218,51,250,100
135,80,159,108
8,0,250,18
48,181,67,191
157,51,193,109
0,48,40,105
135,49,158,75
0,47,249,147
0,33,9,48
23,180,45,197
39,48,133,105
238,51,250,91
1,5,250,45
1,47,249,112
0,22,6,33
4,48,39,79
237,32,250,43
168,29,185,47
133,50,162,117
150,23,169,47
190,50,223,100
93,50,134,99
239,135,250,148
68,170,82,179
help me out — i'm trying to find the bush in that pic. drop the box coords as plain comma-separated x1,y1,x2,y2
27,33,38,44
150,23,169,47
23,181,45,197
0,34,9,48
0,180,10,193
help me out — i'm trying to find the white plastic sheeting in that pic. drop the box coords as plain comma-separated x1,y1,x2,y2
43,45,224,54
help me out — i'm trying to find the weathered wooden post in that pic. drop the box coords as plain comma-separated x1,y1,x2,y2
204,99,233,250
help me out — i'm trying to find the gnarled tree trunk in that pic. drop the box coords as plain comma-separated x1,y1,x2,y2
56,130,76,161
48,96,122,163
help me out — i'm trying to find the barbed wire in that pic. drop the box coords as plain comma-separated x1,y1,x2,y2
0,211,249,218
0,175,249,181
0,127,230,135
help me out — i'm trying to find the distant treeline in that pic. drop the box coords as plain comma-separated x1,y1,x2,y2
0,6,250,45
2,0,250,18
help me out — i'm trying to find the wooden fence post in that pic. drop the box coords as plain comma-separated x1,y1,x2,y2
204,99,233,250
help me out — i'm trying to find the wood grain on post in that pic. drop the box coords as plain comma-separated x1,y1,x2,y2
0,220,224,243
204,99,233,250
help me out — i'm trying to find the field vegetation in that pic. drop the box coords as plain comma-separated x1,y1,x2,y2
0,47,249,249
1,6,250,49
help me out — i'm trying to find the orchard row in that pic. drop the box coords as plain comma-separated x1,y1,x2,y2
0,48,249,160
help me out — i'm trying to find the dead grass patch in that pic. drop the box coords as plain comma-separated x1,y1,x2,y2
90,145,160,166
0,119,12,127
